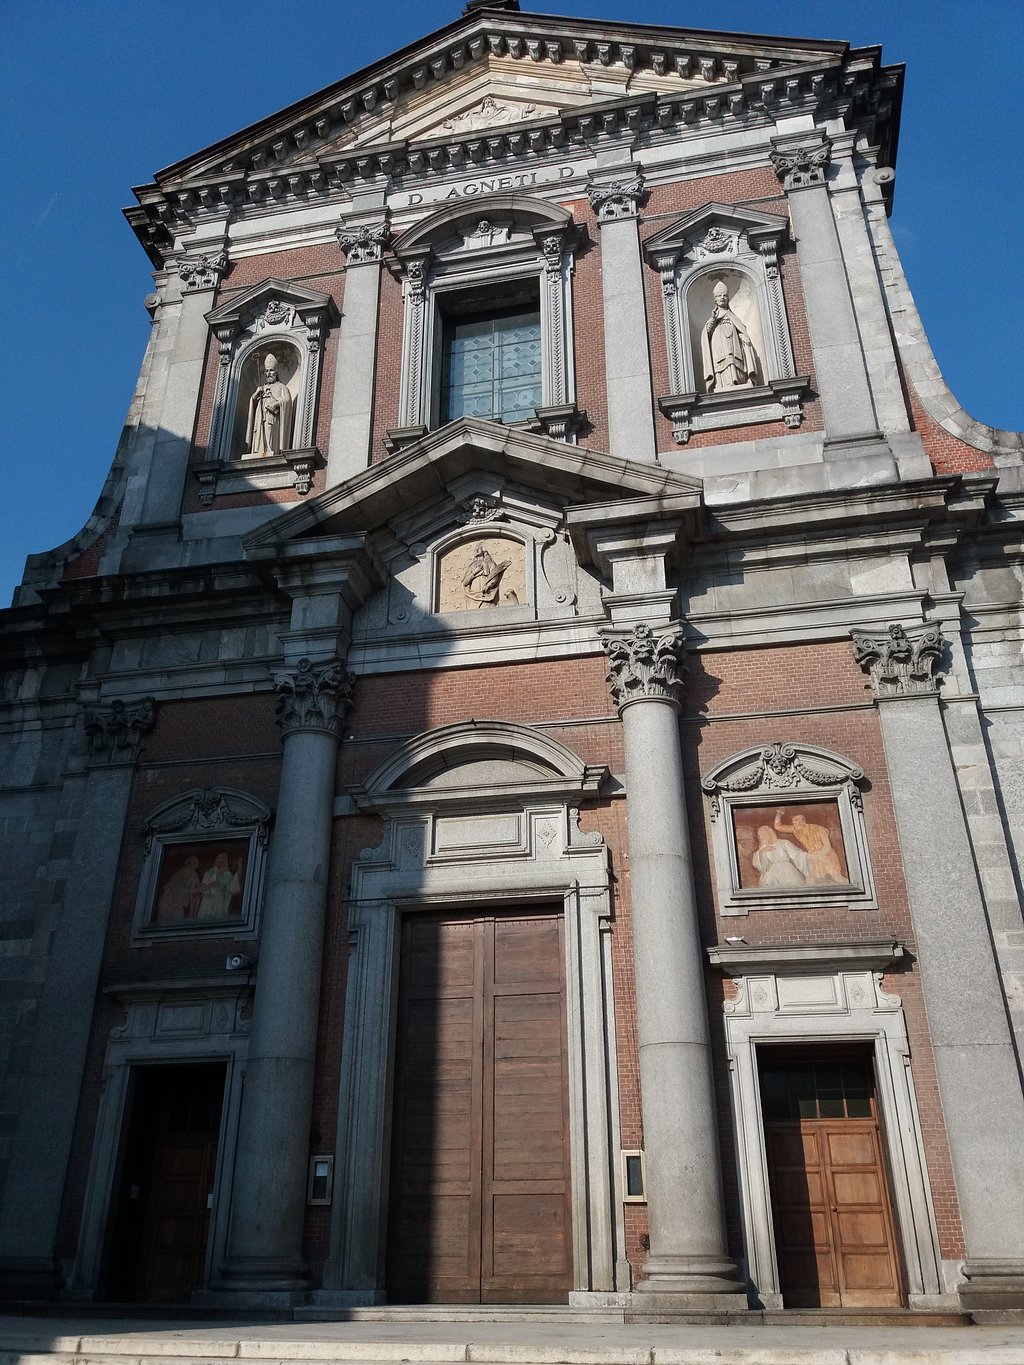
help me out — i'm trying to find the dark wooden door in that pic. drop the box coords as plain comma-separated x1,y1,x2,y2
388,910,572,1303
105,1063,225,1302
761,1052,902,1308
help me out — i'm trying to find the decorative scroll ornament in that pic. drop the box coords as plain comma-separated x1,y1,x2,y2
143,787,271,854
177,251,228,292
769,138,832,191
851,623,946,699
274,657,355,738
254,300,296,333
701,741,864,820
83,698,155,764
603,623,685,709
586,176,646,222
336,221,392,265
694,226,735,257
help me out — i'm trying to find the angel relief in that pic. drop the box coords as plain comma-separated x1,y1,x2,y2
437,536,527,612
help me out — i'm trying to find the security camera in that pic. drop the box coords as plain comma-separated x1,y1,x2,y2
225,953,252,972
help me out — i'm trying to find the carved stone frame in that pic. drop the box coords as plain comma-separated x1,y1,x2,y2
389,194,581,441
643,203,809,444
131,787,272,943
714,956,949,1309
68,986,251,1298
197,279,337,498
319,722,626,1304
701,742,876,915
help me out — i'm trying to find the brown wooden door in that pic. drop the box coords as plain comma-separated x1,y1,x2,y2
761,1053,902,1308
388,910,572,1304
105,1063,225,1302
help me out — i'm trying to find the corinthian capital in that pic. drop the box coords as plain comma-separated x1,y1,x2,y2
851,622,946,699
603,623,686,710
177,251,228,292
769,137,832,191
83,697,156,764
336,220,392,264
274,657,355,738
587,175,646,222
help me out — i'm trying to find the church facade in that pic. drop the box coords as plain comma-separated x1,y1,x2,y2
2,2,1023,1316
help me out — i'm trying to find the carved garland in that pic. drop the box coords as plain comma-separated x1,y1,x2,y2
701,741,864,822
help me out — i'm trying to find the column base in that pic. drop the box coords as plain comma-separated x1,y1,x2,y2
210,1253,311,1300
638,1252,746,1299
958,1258,1024,1312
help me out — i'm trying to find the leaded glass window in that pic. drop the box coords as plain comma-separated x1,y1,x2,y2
440,305,542,424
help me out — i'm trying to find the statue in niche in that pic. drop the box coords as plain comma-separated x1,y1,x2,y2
462,542,511,608
245,351,294,457
700,280,760,392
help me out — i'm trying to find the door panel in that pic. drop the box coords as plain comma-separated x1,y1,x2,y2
761,1052,902,1309
388,910,572,1304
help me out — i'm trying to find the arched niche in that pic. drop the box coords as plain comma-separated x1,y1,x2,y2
198,279,337,497
643,203,810,443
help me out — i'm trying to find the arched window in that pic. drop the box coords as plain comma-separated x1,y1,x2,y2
644,203,809,443
387,193,583,446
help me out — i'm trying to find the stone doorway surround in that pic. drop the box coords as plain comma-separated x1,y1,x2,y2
317,721,624,1305
708,941,953,1310
68,986,251,1298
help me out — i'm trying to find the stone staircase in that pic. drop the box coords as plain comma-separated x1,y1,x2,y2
2,1309,1024,1365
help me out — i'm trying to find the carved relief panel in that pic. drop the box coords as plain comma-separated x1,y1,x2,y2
436,533,527,611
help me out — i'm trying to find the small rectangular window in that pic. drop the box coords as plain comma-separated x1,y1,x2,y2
440,299,542,425
621,1149,646,1203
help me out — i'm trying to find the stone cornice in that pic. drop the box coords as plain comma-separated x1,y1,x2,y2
708,940,905,976
125,23,901,265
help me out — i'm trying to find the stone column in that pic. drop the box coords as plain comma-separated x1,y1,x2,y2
587,173,657,463
770,133,890,465
130,244,228,544
853,623,1024,1312
330,214,391,483
0,695,154,1293
603,623,744,1308
216,657,353,1298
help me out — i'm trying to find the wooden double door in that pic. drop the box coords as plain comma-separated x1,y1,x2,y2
761,1050,903,1308
387,909,573,1303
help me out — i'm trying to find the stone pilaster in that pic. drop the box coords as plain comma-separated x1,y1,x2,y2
215,657,353,1298
587,171,657,462
0,694,154,1291
330,212,391,483
770,132,890,466
852,623,1024,1312
128,240,229,550
603,623,744,1308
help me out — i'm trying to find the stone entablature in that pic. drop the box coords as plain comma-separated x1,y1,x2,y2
125,12,900,264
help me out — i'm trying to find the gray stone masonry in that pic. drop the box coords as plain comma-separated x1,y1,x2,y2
328,259,382,483
771,133,883,449
595,214,657,463
874,696,1024,1299
216,665,348,1295
0,762,137,1284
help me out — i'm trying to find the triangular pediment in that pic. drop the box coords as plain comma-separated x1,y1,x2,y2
242,418,702,558
146,12,862,189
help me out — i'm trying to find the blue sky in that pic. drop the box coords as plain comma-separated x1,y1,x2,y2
3,0,1022,605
